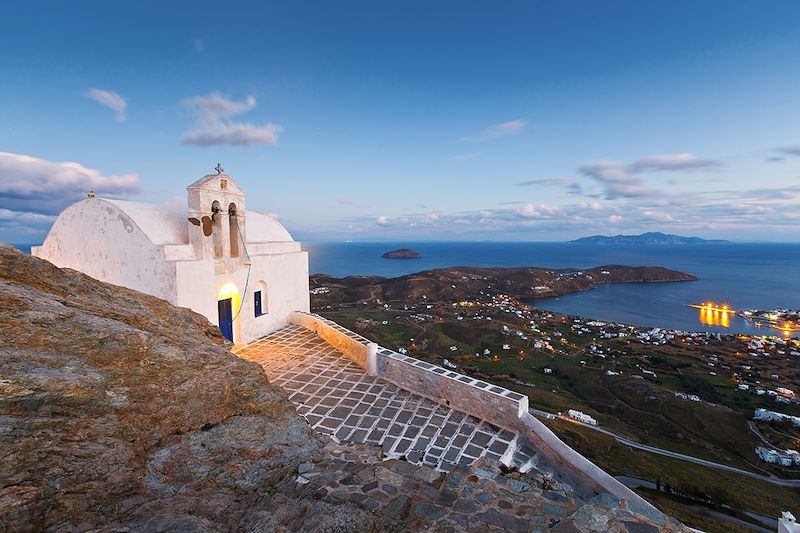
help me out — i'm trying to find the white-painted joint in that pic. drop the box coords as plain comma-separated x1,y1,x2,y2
367,342,378,376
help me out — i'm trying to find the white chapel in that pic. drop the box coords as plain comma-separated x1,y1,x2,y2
32,165,310,344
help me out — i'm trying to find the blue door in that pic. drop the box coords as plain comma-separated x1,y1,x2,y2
218,298,233,342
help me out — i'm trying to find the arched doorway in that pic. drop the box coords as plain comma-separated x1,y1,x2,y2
217,282,240,342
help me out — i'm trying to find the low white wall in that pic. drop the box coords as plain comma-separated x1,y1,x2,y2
517,412,660,515
289,312,375,372
377,348,527,431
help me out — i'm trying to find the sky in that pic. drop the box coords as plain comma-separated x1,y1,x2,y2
2,1,800,243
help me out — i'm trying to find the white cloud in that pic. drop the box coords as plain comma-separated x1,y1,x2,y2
643,210,676,222
0,207,58,241
335,197,371,209
181,93,283,147
464,119,526,141
0,151,139,214
0,208,55,223
579,160,652,199
579,153,719,199
780,145,800,155
518,203,562,218
85,88,127,122
774,144,800,158
630,153,718,172
452,152,483,161
328,181,800,239
515,177,583,195
183,123,282,147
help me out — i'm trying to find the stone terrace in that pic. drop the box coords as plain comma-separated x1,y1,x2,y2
236,325,540,473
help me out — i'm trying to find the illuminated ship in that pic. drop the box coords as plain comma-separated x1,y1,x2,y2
687,301,735,313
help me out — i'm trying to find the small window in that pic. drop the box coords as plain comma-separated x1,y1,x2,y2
254,290,263,317
220,179,228,189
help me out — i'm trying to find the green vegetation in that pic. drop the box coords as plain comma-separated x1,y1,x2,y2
325,307,773,468
636,491,757,533
545,418,800,531
318,303,800,531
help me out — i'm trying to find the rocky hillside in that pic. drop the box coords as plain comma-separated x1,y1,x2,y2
0,245,687,532
311,265,696,309
0,244,332,530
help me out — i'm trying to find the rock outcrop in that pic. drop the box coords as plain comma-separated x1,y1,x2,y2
0,244,325,531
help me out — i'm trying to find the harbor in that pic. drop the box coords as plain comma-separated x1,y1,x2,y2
689,301,800,336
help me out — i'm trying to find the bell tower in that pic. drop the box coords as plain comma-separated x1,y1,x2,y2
186,163,247,261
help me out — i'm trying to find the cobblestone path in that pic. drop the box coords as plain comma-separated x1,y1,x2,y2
236,325,521,472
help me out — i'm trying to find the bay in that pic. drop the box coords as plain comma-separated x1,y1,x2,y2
304,241,800,336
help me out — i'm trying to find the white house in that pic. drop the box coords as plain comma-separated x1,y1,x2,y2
755,447,800,467
754,408,800,427
32,166,310,345
778,511,800,533
567,409,598,426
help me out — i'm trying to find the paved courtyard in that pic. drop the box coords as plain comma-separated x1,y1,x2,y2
236,325,529,472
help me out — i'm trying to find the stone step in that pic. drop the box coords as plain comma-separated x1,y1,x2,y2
499,433,540,474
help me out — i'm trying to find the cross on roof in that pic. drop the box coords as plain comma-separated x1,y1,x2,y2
215,162,224,175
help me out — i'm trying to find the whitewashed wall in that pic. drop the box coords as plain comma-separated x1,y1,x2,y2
33,194,311,346
175,246,310,344
32,199,179,304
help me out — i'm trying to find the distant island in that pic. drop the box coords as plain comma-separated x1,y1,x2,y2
569,232,730,245
382,248,421,259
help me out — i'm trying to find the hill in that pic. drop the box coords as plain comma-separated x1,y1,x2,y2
310,264,696,308
569,232,730,245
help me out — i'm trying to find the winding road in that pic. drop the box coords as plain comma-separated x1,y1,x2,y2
531,409,800,488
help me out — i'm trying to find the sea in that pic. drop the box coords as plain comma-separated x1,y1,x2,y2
303,241,800,338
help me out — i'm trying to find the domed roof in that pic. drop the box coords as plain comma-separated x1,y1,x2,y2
53,197,293,247
103,198,187,245
246,210,294,242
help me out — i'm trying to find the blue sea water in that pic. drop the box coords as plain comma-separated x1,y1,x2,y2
304,242,800,337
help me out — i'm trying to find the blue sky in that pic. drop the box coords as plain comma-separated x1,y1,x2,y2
2,1,800,243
